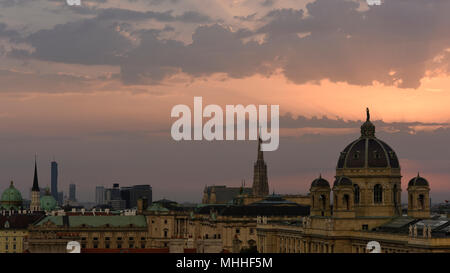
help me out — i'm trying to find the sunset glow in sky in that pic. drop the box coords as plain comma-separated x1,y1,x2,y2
1,0,450,203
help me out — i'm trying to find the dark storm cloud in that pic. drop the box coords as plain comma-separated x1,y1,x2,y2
261,0,276,7
8,0,450,88
55,5,213,24
0,0,36,8
95,8,212,23
14,18,133,65
234,13,257,22
120,24,272,84
111,0,450,87
0,22,20,39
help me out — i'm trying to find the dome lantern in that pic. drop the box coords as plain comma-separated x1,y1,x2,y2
360,108,376,138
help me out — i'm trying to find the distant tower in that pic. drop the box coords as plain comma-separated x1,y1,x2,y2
252,137,269,197
69,184,76,202
30,159,41,212
51,161,58,202
95,186,105,205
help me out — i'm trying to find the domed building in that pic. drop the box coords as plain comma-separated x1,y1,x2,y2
335,108,402,218
40,188,57,212
0,181,23,211
257,109,446,254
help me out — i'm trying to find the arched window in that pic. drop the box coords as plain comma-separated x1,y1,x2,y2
374,184,382,204
418,194,425,210
320,195,326,210
393,184,398,206
334,193,338,209
343,194,350,210
354,184,360,204
320,194,326,216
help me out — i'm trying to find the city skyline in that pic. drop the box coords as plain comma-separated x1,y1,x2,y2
0,0,450,203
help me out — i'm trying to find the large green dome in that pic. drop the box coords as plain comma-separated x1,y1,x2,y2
40,190,57,211
1,181,23,210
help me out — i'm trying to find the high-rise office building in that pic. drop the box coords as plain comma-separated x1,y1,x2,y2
95,186,105,205
130,185,152,208
102,184,152,210
120,187,132,208
69,184,76,202
51,161,58,202
119,185,152,209
57,191,64,206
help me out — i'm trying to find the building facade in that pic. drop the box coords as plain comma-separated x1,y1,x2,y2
27,215,148,253
0,213,44,253
257,109,450,253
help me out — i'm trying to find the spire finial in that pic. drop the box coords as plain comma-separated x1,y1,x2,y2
319,173,322,179
417,172,420,177
361,108,375,137
32,156,40,191
257,133,264,161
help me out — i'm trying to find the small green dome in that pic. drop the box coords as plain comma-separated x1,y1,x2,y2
40,189,57,211
1,181,23,210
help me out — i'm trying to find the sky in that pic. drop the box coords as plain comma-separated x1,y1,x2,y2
0,0,450,203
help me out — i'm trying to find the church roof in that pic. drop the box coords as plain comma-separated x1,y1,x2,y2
32,160,40,191
311,175,330,188
35,215,147,228
336,109,400,169
408,174,429,187
0,214,44,230
1,181,23,204
196,195,310,217
206,186,252,204
40,190,58,212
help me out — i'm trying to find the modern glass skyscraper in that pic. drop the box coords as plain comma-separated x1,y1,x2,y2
51,161,58,201
95,186,105,205
69,184,76,202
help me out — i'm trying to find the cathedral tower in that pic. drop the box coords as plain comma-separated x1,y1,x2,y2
252,137,269,197
30,159,41,212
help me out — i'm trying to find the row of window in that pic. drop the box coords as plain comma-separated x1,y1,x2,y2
82,243,146,249
316,184,400,210
0,237,17,241
3,244,17,250
278,238,334,253
81,237,145,241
